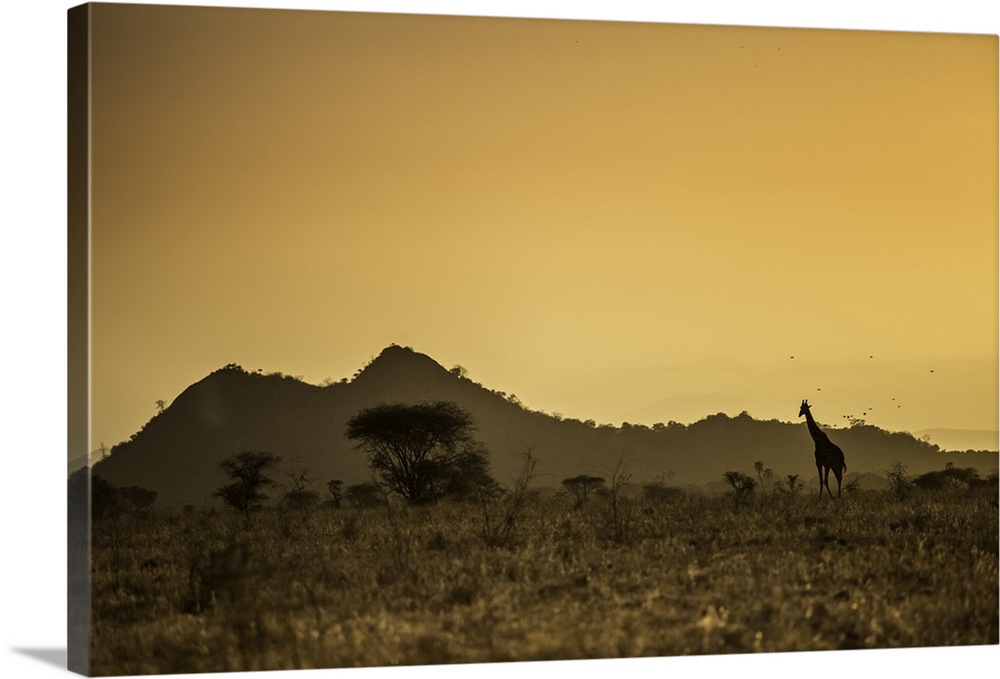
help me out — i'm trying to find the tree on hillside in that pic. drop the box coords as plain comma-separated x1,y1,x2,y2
562,474,605,508
345,402,494,504
214,450,282,519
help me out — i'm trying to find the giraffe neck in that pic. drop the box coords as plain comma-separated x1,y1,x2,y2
804,409,825,442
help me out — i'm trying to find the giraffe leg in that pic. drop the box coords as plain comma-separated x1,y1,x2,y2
834,466,843,498
816,463,824,498
822,466,833,499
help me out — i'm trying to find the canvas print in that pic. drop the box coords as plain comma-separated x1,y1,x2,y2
68,2,999,676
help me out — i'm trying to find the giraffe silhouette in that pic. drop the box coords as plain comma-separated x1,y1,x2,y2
798,399,847,498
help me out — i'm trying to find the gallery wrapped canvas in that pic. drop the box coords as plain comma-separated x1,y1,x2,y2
68,2,998,677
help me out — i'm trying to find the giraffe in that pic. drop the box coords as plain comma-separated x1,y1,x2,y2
798,400,847,498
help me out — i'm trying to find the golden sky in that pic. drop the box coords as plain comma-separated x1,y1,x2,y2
87,3,998,452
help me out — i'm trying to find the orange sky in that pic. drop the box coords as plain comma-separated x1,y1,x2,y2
85,3,997,454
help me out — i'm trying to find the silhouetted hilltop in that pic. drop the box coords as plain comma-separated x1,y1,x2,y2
91,345,999,509
916,428,999,452
353,344,452,387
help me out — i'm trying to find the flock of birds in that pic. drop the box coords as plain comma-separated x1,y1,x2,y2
787,353,938,422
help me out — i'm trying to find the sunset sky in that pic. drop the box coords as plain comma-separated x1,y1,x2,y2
85,2,997,454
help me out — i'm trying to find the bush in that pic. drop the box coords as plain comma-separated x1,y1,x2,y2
723,470,756,508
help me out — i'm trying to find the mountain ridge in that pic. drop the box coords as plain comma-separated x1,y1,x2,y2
916,428,999,452
89,345,999,509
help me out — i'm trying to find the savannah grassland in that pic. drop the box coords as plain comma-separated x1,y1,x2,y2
88,481,999,676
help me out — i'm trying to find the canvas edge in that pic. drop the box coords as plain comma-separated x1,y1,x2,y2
68,3,92,676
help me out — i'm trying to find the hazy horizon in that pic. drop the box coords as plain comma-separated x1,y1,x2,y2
85,5,998,455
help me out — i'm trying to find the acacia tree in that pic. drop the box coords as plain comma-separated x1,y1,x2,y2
214,450,282,519
562,474,605,508
345,401,493,504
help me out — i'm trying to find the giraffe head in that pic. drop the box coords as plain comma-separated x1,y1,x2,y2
798,400,812,418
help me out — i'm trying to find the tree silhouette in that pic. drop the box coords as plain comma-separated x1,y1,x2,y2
345,401,493,504
884,461,909,500
723,470,756,507
279,463,319,519
214,450,282,519
561,474,605,508
913,463,983,491
79,474,157,521
751,460,774,495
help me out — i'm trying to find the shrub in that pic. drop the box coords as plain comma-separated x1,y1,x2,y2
723,470,756,508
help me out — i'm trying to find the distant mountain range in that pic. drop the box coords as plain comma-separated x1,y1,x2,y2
88,345,999,509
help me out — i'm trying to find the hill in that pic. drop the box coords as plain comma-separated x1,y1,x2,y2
916,428,999,452
68,453,89,477
90,345,999,509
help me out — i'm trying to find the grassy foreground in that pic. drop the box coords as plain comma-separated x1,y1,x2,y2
89,486,998,675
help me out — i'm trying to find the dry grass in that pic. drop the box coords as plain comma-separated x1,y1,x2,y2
88,485,999,675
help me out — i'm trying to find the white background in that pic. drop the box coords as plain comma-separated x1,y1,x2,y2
1,2,997,678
